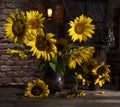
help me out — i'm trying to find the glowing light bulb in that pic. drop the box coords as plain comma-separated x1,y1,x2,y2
47,8,52,18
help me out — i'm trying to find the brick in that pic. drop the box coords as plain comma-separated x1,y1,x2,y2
6,3,17,8
1,55,10,60
0,43,9,49
0,3,6,9
0,27,4,33
0,32,5,38
27,60,39,66
0,38,11,43
0,50,10,60
0,65,11,72
5,60,14,65
2,9,13,15
8,43,22,48
0,78,12,84
7,60,23,66
10,66,22,71
22,65,38,72
33,71,42,77
0,61,5,66
22,77,39,83
0,14,7,20
0,20,5,27
6,71,27,77
11,77,36,84
0,72,6,77
10,57,21,61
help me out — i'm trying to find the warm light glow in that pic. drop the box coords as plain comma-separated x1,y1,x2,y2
47,8,52,18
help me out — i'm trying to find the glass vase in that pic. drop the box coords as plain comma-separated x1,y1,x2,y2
43,68,64,93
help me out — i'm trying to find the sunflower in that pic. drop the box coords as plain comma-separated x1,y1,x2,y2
66,93,76,99
68,14,95,42
56,38,69,56
3,9,27,43
92,62,110,76
75,72,86,85
68,46,95,69
26,31,57,61
94,75,111,87
26,10,45,35
81,58,97,74
24,79,50,97
7,48,27,59
75,72,91,86
68,50,82,69
77,90,86,97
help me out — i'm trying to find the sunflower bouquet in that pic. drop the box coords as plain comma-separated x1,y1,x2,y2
3,9,95,74
3,9,110,97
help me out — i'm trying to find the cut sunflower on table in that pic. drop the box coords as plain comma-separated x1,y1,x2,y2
66,90,86,99
24,79,50,98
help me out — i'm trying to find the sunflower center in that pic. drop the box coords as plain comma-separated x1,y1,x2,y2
31,86,43,96
12,20,25,36
75,23,84,34
97,66,105,75
29,18,39,29
36,36,50,51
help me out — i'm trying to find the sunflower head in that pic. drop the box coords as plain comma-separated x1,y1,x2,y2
68,14,95,42
26,10,45,32
94,75,111,87
24,79,50,97
26,32,57,61
92,62,110,76
3,9,27,44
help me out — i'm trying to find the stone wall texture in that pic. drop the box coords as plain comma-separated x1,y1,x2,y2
0,0,120,86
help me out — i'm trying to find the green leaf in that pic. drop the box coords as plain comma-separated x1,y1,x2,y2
49,62,56,72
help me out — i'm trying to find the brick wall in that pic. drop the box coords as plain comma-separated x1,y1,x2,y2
0,0,120,86
0,0,50,86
